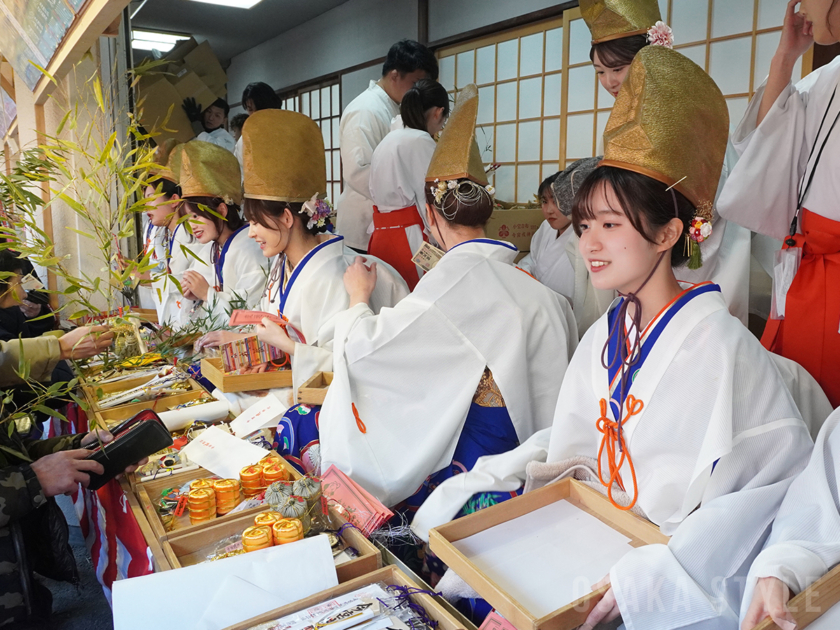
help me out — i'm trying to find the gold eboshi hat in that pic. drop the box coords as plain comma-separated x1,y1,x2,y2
242,109,326,202
426,84,488,186
601,46,728,217
581,0,662,44
151,138,179,184
177,140,243,205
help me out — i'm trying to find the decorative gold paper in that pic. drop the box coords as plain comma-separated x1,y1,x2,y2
426,84,488,185
177,140,242,205
581,0,662,44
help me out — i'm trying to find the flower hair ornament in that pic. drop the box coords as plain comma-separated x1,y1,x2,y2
647,21,674,48
301,193,333,230
669,176,712,270
430,178,495,221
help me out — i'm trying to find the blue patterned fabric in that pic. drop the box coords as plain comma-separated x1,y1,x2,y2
272,403,322,475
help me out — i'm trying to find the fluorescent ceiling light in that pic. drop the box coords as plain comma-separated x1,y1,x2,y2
131,29,190,53
187,0,265,8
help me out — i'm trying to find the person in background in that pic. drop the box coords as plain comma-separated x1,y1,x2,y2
182,97,236,153
337,40,438,253
230,113,248,143
368,79,450,288
234,82,282,178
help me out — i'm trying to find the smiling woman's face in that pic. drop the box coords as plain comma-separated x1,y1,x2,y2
593,50,631,99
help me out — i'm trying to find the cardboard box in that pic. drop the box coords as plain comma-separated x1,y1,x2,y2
223,565,467,630
136,459,301,541
173,71,221,113
184,41,228,98
201,356,293,393
161,508,381,584
751,564,840,629
297,372,333,405
485,208,544,252
429,479,669,630
137,76,196,144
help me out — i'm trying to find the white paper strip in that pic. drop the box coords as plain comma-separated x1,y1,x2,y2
180,425,266,479
230,393,286,437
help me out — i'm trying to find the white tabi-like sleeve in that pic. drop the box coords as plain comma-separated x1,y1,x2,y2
718,73,818,241
740,409,840,624
340,109,382,200
610,419,813,630
410,428,551,541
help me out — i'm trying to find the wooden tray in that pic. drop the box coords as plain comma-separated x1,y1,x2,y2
92,387,215,428
297,371,333,405
223,565,466,630
136,458,301,542
83,375,204,413
118,478,171,572
161,508,381,583
201,357,293,393
429,478,669,630
753,563,840,629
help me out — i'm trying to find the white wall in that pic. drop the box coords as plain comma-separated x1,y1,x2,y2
340,62,381,108
428,0,564,42
228,0,418,106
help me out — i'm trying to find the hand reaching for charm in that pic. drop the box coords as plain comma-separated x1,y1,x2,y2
59,325,114,360
255,318,295,355
182,270,210,301
344,256,377,307
194,331,248,352
741,577,796,630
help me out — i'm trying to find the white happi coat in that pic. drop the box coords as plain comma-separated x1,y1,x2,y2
319,238,579,507
413,286,813,630
145,222,211,327
720,57,840,238
197,127,236,154
741,406,840,627
261,234,409,394
182,226,269,329
336,81,400,250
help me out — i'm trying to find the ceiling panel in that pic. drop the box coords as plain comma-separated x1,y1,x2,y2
131,0,350,65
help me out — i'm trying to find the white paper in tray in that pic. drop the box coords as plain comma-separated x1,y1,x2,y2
807,602,840,630
452,500,635,618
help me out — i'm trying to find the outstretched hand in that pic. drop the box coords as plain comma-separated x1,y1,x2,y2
344,256,377,307
580,575,620,630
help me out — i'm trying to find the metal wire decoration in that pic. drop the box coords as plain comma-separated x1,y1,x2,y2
431,178,495,221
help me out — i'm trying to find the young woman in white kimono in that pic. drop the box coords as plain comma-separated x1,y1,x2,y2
174,141,269,331
411,48,814,630
142,141,209,328
368,79,449,289
741,406,840,630
580,0,752,325
718,0,840,408
214,109,408,474
318,84,578,515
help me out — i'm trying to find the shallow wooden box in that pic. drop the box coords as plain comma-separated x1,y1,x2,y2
136,458,302,541
224,565,466,630
297,371,333,405
201,357,293,393
752,564,840,629
429,478,669,630
161,507,381,583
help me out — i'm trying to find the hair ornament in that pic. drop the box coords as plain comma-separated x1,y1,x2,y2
686,200,714,270
647,21,674,48
429,178,495,221
301,193,333,230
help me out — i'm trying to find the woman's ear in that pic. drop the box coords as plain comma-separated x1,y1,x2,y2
425,203,436,229
658,217,684,251
216,202,229,219
282,206,296,229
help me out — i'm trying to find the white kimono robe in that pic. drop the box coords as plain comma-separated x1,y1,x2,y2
182,226,269,329
368,127,436,260
413,287,813,630
145,222,211,327
336,81,400,250
719,57,840,240
741,406,840,627
517,221,576,302
261,234,409,394
319,239,579,507
197,127,236,154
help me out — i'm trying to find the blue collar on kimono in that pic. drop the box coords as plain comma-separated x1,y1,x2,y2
278,235,344,313
607,282,721,421
447,238,518,253
214,225,249,291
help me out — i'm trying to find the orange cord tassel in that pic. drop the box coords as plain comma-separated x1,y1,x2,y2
596,396,643,511
351,403,366,434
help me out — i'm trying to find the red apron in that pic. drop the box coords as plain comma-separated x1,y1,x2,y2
367,205,427,290
762,208,840,407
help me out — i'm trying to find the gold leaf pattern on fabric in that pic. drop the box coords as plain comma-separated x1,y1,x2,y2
177,140,243,205
473,368,506,408
242,109,327,203
601,46,728,210
580,0,662,44
426,84,488,185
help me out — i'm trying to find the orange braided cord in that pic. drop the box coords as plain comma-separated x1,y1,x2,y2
596,396,643,511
